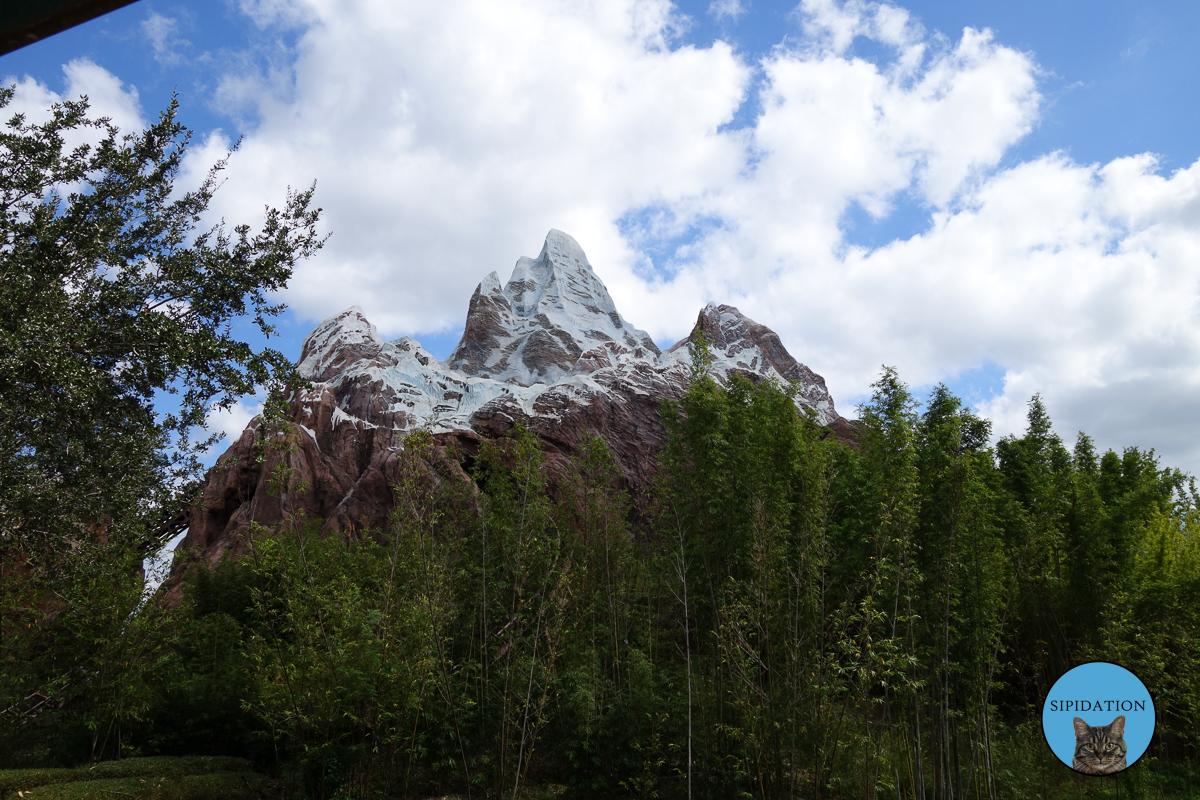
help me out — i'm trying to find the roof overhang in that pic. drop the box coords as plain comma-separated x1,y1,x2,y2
1,0,142,57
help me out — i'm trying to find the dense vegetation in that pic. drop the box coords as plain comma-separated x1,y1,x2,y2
7,347,1199,799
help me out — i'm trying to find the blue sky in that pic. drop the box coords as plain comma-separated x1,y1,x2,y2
5,0,1200,472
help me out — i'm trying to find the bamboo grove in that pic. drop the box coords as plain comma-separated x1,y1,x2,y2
4,343,1200,799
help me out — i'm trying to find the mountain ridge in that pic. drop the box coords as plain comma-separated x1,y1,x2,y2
165,230,847,602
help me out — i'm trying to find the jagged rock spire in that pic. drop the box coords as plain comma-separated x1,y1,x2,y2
666,302,837,421
298,306,385,383
446,229,659,385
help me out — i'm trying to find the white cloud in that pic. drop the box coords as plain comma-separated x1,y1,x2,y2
709,0,748,22
61,59,145,137
797,0,924,56
5,59,144,139
141,12,189,66
195,0,750,339
180,0,1200,474
236,0,317,30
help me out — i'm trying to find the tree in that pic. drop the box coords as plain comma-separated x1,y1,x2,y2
0,87,325,761
995,397,1074,690
0,87,324,548
912,385,1003,800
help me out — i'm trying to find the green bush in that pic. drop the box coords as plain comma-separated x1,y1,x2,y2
0,756,263,800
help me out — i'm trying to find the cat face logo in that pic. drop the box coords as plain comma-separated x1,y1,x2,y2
1072,715,1127,775
1041,662,1155,775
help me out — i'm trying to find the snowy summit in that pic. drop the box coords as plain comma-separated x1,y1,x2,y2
294,230,839,435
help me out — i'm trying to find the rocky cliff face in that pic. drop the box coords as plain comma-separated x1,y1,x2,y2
168,230,844,600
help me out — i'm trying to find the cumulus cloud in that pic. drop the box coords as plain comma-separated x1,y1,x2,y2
166,0,1200,473
195,0,750,339
622,0,1043,354
4,59,145,138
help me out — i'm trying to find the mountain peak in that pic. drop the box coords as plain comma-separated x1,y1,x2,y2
541,228,592,268
298,306,384,382
480,270,503,295
448,229,659,385
667,303,837,421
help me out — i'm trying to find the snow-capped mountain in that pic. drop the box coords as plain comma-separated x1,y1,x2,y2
167,230,845,598
445,229,660,384
294,230,836,435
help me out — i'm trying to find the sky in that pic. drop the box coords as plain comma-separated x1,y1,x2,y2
4,0,1200,475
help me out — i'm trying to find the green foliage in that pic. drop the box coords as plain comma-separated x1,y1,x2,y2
12,772,270,800
463,425,573,796
135,561,265,760
241,505,441,793
648,367,1200,799
1103,498,1200,759
0,87,324,552
550,435,651,796
657,338,837,799
910,386,1006,799
0,87,324,766
0,540,176,765
190,427,475,798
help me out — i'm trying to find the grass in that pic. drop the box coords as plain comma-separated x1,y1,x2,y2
0,756,273,800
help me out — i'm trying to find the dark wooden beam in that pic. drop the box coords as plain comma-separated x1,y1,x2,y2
1,0,143,57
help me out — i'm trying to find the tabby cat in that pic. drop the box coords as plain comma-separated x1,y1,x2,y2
1072,715,1127,774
